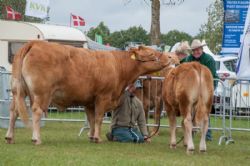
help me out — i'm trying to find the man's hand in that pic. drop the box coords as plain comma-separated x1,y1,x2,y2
144,136,151,143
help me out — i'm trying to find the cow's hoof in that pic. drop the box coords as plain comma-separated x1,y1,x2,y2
5,137,14,144
89,137,94,142
200,149,207,154
169,144,176,149
32,139,41,145
93,137,102,143
186,149,194,155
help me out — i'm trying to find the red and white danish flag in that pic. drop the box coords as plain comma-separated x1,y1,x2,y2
5,6,22,20
71,14,85,26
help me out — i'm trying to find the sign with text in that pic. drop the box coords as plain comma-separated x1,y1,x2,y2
25,0,50,19
221,0,250,55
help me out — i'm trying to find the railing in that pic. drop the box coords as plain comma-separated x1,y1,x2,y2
1,69,249,145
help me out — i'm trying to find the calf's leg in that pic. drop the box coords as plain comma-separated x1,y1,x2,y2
5,100,18,144
181,119,188,147
183,112,194,154
199,115,208,152
167,106,177,149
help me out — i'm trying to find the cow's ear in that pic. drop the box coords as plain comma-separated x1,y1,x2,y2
129,47,138,52
135,46,156,61
138,45,147,50
169,53,180,65
130,53,137,60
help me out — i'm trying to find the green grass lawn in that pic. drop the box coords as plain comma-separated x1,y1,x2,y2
1,120,250,166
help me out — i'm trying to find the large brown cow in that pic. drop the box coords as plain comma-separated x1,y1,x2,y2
162,62,214,154
5,41,171,144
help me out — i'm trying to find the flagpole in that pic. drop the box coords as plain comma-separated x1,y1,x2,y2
70,13,72,27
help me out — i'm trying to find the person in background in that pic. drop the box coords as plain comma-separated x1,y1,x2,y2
175,41,191,63
182,39,219,141
106,83,150,143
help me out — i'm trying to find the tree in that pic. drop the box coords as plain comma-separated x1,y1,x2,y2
108,26,150,48
196,0,223,54
87,22,110,44
87,22,150,48
125,0,184,46
161,30,193,46
0,0,48,22
150,0,184,45
150,0,161,45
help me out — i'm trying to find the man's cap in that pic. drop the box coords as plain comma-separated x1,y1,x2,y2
190,39,206,50
134,80,143,88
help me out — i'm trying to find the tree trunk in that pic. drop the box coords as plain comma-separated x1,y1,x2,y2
150,0,161,45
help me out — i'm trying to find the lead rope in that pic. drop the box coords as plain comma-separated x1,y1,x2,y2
144,80,161,141
144,117,160,140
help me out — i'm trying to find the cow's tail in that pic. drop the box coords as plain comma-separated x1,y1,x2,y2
13,42,34,126
194,65,207,127
194,96,207,127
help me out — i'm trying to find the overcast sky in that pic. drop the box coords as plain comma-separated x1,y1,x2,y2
48,0,215,36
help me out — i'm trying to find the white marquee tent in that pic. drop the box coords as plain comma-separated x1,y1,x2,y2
237,4,250,79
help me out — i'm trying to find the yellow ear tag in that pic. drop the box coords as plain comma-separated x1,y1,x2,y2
151,71,161,76
131,54,136,60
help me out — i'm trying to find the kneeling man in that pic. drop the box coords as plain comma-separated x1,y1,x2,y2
106,83,150,143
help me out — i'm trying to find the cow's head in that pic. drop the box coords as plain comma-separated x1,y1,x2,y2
129,46,171,73
168,52,180,66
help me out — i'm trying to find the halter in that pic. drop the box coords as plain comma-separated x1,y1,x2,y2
135,52,164,63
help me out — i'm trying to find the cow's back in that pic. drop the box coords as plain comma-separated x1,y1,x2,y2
20,41,120,108
163,62,213,109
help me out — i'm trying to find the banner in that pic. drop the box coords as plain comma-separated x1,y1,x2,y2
25,0,50,19
221,0,250,55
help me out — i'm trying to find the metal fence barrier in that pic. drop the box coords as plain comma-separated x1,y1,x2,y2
1,69,249,145
227,78,250,144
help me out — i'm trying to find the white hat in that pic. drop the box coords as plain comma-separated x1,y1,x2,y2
190,39,206,50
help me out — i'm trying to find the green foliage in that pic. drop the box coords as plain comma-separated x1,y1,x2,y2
160,30,193,47
0,0,47,23
108,26,150,48
87,22,110,45
87,21,194,49
196,0,223,54
87,23,150,49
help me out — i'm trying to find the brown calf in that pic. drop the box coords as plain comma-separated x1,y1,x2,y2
162,62,214,154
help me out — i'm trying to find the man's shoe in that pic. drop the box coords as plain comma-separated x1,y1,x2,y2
206,136,212,141
106,132,113,141
206,129,212,141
